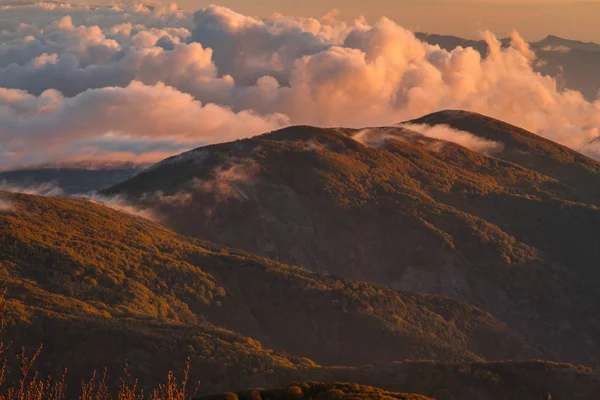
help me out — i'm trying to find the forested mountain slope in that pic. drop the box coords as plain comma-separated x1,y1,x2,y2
103,112,600,367
0,192,533,393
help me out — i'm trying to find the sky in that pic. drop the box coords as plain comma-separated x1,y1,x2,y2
180,0,600,42
8,0,600,41
1,1,600,169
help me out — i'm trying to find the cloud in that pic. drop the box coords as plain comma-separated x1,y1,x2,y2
192,158,259,202
350,124,503,155
0,179,159,219
0,181,65,213
0,81,288,167
0,19,205,96
0,4,600,168
400,123,504,154
540,45,571,53
85,193,159,220
0,3,192,36
0,180,63,196
212,21,600,158
135,156,259,211
190,5,341,86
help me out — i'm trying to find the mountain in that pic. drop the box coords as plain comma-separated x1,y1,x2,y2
0,163,143,195
415,32,600,54
534,34,600,53
416,33,600,101
409,110,600,202
415,32,510,55
103,111,600,368
2,193,599,400
0,191,540,395
532,45,600,101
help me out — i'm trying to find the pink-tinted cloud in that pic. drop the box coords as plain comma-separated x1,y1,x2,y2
0,81,288,167
1,3,600,168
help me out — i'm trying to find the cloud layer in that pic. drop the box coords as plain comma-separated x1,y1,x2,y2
1,2,600,168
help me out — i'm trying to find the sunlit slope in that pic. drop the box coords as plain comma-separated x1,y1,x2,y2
0,192,534,390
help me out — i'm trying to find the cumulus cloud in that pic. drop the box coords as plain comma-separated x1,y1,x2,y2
1,3,600,167
190,5,342,86
0,81,288,167
0,16,203,96
0,2,192,36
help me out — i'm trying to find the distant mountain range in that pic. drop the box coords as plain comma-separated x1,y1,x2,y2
535,35,600,53
0,162,144,195
416,33,600,101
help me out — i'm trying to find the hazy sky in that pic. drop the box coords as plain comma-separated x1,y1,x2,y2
7,0,600,40
165,0,600,41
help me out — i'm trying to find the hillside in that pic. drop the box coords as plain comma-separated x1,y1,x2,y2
103,112,600,367
0,191,539,394
410,110,600,193
200,382,433,400
409,110,600,276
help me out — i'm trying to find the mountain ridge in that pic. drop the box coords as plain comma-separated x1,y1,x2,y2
102,110,600,368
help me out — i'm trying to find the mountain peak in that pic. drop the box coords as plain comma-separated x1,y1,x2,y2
544,34,561,41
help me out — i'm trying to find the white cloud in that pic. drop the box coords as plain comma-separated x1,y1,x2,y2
351,124,504,155
0,3,600,167
85,193,159,220
190,5,341,85
0,81,288,167
400,123,505,154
